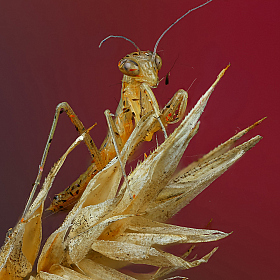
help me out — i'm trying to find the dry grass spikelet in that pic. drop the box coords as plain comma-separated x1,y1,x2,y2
0,66,264,279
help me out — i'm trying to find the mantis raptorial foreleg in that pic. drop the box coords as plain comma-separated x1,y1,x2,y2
162,89,188,124
140,83,168,139
142,89,188,141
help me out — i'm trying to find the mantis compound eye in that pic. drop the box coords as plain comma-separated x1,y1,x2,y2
118,59,140,76
155,54,162,70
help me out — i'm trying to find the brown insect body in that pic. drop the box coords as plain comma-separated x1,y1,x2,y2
48,50,188,212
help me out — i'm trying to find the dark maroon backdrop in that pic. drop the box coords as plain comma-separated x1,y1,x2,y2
0,1,279,279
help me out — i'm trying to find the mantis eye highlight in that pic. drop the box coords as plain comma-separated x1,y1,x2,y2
155,55,162,70
118,59,140,76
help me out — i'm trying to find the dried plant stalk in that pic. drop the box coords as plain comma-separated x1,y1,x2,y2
0,66,264,280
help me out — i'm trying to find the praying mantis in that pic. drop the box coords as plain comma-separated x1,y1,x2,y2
41,1,215,212
45,49,188,212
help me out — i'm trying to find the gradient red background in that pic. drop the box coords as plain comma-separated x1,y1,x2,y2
0,1,279,279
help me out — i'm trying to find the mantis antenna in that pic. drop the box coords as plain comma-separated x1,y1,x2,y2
99,35,140,52
152,0,213,60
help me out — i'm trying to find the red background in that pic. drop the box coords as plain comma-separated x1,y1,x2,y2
0,1,279,279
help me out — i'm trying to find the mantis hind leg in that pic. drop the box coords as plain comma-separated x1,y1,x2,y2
31,102,104,213
55,102,104,170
